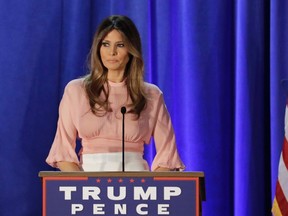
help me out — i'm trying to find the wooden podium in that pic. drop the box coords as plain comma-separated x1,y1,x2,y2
39,171,205,216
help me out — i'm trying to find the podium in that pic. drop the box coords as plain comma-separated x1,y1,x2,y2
39,171,205,216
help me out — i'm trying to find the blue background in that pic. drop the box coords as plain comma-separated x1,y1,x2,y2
0,0,287,215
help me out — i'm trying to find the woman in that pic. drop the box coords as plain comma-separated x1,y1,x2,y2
46,15,185,172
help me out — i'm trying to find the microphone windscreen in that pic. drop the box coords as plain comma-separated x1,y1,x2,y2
121,106,126,114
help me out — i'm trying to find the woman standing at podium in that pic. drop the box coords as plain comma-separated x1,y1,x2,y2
46,15,185,172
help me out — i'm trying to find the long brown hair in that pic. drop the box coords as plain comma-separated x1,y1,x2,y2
84,15,146,117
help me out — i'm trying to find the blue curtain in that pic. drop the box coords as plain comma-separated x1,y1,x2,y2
0,0,287,215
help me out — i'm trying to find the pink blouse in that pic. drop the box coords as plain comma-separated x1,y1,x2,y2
46,78,185,171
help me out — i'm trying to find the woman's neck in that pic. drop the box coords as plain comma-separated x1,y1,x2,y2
107,70,124,83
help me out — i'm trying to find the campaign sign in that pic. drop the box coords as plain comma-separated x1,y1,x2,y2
42,175,200,216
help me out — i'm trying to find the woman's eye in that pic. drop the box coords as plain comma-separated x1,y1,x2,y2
117,43,125,48
102,42,109,47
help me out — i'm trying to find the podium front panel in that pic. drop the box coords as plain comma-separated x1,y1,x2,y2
40,172,204,216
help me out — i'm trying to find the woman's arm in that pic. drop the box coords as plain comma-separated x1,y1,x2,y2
46,81,82,169
151,92,185,171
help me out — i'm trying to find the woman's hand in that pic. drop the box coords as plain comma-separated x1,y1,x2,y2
154,167,171,172
57,161,81,171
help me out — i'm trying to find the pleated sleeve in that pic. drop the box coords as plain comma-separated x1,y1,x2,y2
151,93,185,171
46,82,80,168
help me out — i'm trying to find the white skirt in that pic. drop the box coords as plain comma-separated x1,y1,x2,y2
80,152,150,171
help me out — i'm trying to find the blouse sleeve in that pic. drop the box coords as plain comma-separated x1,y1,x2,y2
151,93,185,171
46,84,80,168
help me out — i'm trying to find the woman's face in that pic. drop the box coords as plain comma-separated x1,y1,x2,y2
100,29,130,75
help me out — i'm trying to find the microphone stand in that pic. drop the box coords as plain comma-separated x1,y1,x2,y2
121,107,126,172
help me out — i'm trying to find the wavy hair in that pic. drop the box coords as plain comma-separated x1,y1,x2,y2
84,15,146,117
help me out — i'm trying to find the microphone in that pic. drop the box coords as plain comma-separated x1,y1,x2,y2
120,106,126,172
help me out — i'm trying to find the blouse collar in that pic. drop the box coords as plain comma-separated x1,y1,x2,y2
107,78,126,87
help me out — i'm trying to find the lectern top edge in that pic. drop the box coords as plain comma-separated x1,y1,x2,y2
38,171,205,178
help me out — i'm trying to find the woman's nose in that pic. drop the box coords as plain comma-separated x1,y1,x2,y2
110,46,117,56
